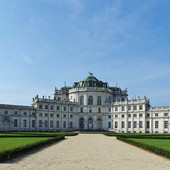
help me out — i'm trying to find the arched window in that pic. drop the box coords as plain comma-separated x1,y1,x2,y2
80,96,84,105
97,96,102,105
88,96,93,105
98,107,101,113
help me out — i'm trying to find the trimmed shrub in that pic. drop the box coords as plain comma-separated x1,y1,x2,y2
0,135,65,162
117,136,170,159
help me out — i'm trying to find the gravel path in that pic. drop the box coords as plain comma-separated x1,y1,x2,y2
0,134,170,170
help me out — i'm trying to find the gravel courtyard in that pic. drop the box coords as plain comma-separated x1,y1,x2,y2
0,134,170,170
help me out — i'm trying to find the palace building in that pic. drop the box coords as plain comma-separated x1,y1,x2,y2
0,74,170,133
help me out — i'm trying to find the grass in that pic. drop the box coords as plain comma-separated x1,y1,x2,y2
129,138,170,151
105,133,170,159
0,135,65,162
0,137,51,152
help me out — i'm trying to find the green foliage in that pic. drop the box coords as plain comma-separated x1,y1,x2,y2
0,132,78,137
117,136,170,159
0,135,65,162
130,139,170,151
103,133,170,139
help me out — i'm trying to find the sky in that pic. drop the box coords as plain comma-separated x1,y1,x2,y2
0,0,170,106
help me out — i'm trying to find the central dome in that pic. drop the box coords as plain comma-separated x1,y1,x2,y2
83,75,99,82
73,73,108,88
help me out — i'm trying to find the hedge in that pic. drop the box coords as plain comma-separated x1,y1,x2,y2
103,133,170,139
117,136,170,159
0,132,78,138
0,135,65,162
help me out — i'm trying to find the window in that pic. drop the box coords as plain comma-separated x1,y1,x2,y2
45,120,48,128
139,105,143,110
147,121,150,128
97,96,102,105
146,114,150,117
70,107,73,111
57,106,60,110
108,122,111,128
50,114,53,117
139,121,143,128
39,113,42,117
128,114,131,118
23,120,27,127
32,120,35,128
70,121,73,128
109,107,111,112
133,114,137,117
39,120,42,128
122,107,125,111
109,96,111,101
122,98,125,101
164,121,168,128
14,111,18,115
128,121,131,128
32,112,35,116
63,121,66,128
45,105,48,110
39,105,42,109
155,121,159,128
63,114,66,118
164,113,168,116
56,121,60,128
134,121,137,128
80,107,83,113
45,113,48,117
50,121,53,128
115,107,118,111
80,96,84,105
122,114,125,118
122,121,125,128
24,112,27,115
134,106,137,110
14,119,17,127
57,114,60,118
64,107,66,111
139,114,143,117
88,96,93,105
115,115,118,118
89,107,92,113
98,107,101,113
50,105,53,110
115,121,118,128
155,113,159,117
70,115,73,118
108,115,111,119
128,106,131,110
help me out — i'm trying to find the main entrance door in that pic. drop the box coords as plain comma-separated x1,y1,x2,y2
88,117,93,130
79,118,84,129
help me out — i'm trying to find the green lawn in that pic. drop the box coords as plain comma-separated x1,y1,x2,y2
0,137,51,152
129,138,170,151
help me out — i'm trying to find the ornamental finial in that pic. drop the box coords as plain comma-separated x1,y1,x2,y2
89,72,93,76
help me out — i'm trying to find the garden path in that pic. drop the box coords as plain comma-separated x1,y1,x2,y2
0,134,170,170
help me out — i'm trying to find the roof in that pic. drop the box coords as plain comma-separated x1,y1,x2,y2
74,75,108,88
0,104,34,110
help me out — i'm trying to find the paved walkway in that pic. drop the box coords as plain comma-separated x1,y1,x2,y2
0,134,170,170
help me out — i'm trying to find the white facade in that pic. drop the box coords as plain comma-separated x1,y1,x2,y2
0,74,170,133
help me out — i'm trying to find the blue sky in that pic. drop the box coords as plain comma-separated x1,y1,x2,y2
0,0,170,106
